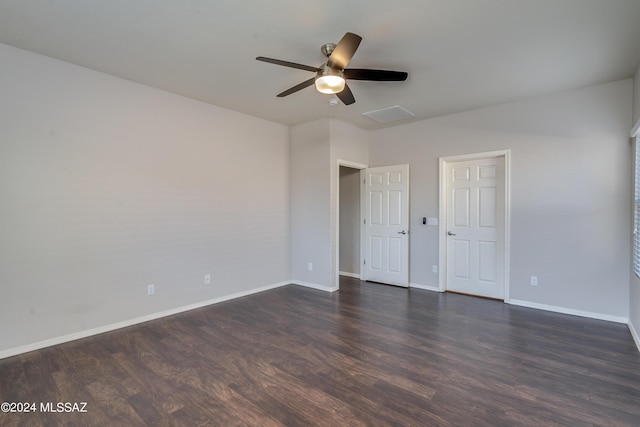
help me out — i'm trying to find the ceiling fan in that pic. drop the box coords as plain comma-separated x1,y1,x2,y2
256,32,408,105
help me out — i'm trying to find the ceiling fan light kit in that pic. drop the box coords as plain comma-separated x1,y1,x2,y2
315,65,345,94
256,32,408,105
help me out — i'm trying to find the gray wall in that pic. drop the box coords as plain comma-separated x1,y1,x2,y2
631,64,640,346
0,43,290,355
634,63,640,125
339,167,361,276
370,79,632,319
290,119,332,288
289,118,368,290
329,120,369,287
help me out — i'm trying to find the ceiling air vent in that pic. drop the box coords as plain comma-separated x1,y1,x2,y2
362,105,415,123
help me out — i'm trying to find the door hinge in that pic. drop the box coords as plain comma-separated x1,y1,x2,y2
363,259,366,265
364,218,366,225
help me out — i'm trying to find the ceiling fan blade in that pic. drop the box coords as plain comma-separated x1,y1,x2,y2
344,69,408,81
277,77,316,97
336,83,355,105
256,56,319,73
327,32,362,70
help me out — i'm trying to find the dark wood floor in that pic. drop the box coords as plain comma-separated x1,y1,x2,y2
1,277,640,426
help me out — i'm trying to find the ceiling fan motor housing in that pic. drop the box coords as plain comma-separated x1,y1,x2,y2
321,43,337,58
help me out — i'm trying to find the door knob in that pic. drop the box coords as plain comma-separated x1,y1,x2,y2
398,230,407,235
447,231,456,236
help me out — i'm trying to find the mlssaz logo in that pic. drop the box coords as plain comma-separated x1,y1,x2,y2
40,402,88,413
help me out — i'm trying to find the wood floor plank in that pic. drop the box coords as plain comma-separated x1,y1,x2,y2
1,277,639,426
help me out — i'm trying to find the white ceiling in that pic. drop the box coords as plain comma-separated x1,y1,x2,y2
1,0,640,130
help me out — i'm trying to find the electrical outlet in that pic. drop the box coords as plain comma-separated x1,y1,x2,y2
432,265,438,273
530,276,538,286
204,274,211,285
147,284,155,295
308,262,313,271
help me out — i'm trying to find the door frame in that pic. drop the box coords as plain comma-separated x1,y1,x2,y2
335,159,368,291
438,150,511,302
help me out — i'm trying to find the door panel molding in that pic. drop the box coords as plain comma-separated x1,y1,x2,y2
438,150,511,302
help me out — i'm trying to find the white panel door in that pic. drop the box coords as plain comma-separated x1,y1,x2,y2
446,157,504,299
364,164,409,287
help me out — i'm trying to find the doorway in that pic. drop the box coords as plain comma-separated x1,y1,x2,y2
439,151,511,301
339,165,362,279
335,160,367,290
336,161,410,289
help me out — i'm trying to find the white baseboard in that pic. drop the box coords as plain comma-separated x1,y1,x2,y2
6,281,634,360
509,299,629,324
409,282,443,292
0,281,290,360
291,280,338,293
629,320,640,353
339,271,361,279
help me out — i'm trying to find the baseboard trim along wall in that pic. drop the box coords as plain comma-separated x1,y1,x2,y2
291,280,339,293
629,320,640,352
4,283,635,359
0,281,291,360
409,282,442,292
339,272,361,279
509,299,629,324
